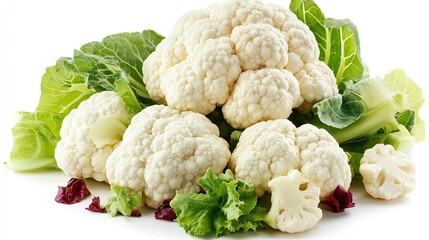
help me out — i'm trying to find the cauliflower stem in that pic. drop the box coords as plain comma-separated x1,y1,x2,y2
264,170,322,233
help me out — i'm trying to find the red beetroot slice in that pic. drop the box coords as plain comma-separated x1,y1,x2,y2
55,178,91,204
320,185,355,213
86,196,106,213
154,199,176,221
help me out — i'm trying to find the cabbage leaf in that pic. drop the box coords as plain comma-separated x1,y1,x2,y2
6,30,164,172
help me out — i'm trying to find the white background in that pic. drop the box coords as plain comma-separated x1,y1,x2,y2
0,0,428,239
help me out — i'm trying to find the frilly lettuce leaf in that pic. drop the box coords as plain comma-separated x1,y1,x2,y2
170,168,266,237
106,185,142,217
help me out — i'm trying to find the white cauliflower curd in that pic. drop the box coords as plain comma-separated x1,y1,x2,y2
55,91,131,182
229,119,351,198
105,105,231,208
360,144,416,200
143,0,338,129
264,170,323,233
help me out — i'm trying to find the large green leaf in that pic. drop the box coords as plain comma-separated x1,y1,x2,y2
81,30,164,101
312,91,364,128
37,57,95,114
384,69,425,141
5,111,65,171
7,30,164,172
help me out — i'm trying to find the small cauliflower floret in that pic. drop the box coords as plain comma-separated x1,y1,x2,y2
229,119,300,196
230,120,351,198
142,42,166,104
173,9,210,34
295,123,338,151
105,105,231,208
222,69,301,129
300,140,351,198
282,20,320,74
264,170,322,233
296,124,351,198
183,19,229,52
143,0,338,127
231,23,288,70
209,0,274,30
55,91,131,182
159,37,241,115
359,144,416,200
295,61,338,112
269,3,298,29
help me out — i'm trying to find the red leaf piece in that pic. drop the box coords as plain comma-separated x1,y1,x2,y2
320,185,355,213
131,209,141,216
54,178,91,204
86,196,106,213
154,199,176,221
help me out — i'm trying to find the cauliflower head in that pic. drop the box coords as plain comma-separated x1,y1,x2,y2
105,105,231,208
143,0,338,129
55,91,131,182
359,144,416,200
264,169,322,233
229,120,351,198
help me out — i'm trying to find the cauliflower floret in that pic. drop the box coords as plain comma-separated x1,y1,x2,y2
282,20,320,74
300,140,351,198
229,119,300,196
222,69,301,129
184,19,229,52
143,0,338,127
295,123,338,151
55,91,131,182
295,61,338,112
142,42,166,104
231,23,288,70
269,3,298,29
264,169,322,233
105,105,231,208
160,37,241,115
161,9,211,67
209,0,274,30
230,119,351,197
359,144,416,200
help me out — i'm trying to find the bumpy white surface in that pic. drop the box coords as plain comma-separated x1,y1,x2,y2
105,105,230,208
55,91,131,182
230,120,351,198
143,0,338,129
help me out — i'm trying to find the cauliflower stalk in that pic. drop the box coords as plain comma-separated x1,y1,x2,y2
229,119,351,198
359,144,416,200
143,0,338,129
105,105,230,208
264,169,322,233
55,91,131,182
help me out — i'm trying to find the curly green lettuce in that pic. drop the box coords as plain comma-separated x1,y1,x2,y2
170,168,266,237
